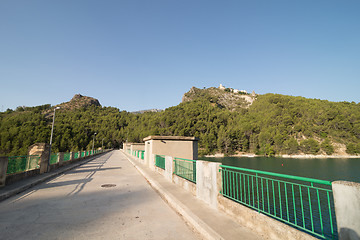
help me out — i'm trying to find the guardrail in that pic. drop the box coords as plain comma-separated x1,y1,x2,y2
6,155,40,174
155,155,165,170
63,152,71,162
174,157,196,183
49,153,59,165
219,165,337,239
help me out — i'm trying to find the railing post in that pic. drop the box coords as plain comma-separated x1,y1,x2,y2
149,154,155,171
332,181,360,240
196,160,221,209
0,157,9,187
70,152,74,161
39,145,50,174
58,152,64,165
164,156,173,181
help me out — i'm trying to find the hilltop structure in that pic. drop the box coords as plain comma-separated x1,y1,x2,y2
218,84,249,95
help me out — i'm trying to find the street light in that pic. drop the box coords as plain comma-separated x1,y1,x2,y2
102,138,105,150
48,106,60,172
92,132,97,154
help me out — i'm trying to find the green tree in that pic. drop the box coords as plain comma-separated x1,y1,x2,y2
320,139,334,155
300,139,320,154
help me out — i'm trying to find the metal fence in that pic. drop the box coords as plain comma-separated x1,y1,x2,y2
63,152,71,162
132,150,145,160
6,155,40,174
140,150,145,160
49,153,59,165
155,155,165,170
220,165,337,239
173,157,196,183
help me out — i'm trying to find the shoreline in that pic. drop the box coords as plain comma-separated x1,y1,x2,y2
204,153,360,159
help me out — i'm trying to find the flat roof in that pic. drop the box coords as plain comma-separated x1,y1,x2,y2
143,136,199,141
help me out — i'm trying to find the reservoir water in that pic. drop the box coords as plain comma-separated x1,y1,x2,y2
200,156,360,183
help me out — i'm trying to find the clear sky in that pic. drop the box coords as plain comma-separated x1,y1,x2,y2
1,0,359,112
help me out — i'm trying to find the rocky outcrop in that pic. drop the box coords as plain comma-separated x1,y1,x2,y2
44,94,101,117
62,94,101,109
182,87,256,111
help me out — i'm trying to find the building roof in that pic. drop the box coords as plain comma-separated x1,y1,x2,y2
143,136,199,141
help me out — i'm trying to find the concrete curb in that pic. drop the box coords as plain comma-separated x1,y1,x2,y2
0,151,112,202
122,151,224,240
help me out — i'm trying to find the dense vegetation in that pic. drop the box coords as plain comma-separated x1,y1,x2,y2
1,90,360,157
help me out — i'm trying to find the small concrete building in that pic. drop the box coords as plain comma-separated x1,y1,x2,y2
143,136,199,169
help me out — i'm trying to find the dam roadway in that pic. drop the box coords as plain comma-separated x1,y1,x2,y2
0,151,261,240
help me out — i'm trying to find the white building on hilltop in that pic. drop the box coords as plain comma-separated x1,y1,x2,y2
219,84,225,90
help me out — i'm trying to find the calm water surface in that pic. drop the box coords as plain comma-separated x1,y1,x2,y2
199,156,360,183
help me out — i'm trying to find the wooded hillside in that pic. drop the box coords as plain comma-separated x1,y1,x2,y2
1,88,360,157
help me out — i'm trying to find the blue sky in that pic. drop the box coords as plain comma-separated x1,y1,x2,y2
1,0,359,112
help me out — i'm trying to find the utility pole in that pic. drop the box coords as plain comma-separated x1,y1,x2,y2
48,107,60,172
92,132,97,154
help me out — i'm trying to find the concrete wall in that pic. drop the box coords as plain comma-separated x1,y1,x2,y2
332,181,360,240
217,196,316,240
131,143,145,151
173,174,196,196
0,157,8,187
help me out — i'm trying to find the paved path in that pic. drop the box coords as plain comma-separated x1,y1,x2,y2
0,151,200,240
124,151,262,240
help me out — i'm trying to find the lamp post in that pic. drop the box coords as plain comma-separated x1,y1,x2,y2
102,138,104,150
48,107,60,172
92,132,97,154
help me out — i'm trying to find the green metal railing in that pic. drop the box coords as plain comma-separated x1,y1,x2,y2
155,155,165,170
220,165,337,239
5,150,104,175
50,153,59,165
63,152,71,161
173,157,196,183
132,150,145,160
140,150,145,160
6,155,40,174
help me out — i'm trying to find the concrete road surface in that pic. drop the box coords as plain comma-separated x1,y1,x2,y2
0,151,200,240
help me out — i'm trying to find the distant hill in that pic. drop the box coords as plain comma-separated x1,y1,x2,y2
1,87,360,157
